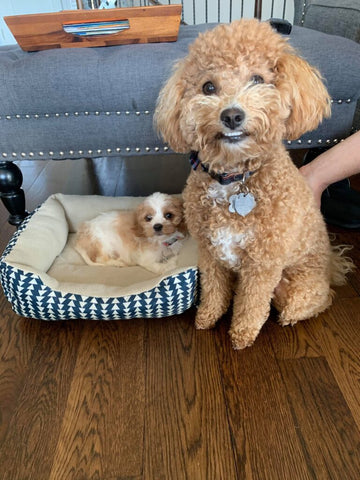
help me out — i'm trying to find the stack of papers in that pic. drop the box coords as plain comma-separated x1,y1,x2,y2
63,20,130,36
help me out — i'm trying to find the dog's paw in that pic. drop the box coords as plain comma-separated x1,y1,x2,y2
229,327,259,350
145,257,178,274
278,315,299,327
195,308,218,330
163,256,178,270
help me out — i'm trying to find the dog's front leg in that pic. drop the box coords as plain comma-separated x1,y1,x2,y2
195,249,235,330
230,264,283,349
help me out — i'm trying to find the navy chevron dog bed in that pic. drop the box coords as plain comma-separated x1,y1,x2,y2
0,194,199,320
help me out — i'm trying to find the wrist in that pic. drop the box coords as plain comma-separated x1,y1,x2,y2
299,163,327,207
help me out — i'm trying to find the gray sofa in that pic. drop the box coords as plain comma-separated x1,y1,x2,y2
0,6,360,226
294,0,360,43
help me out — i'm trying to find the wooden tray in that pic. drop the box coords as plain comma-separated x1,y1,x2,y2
4,5,182,52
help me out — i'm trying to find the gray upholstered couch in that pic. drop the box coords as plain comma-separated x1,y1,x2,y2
294,0,360,43
294,0,360,129
0,1,360,226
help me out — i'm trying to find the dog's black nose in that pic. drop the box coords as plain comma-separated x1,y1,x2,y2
153,223,163,232
220,107,245,130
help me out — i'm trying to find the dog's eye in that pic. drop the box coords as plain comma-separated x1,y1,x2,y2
145,215,152,222
202,81,217,95
251,75,264,85
164,212,173,219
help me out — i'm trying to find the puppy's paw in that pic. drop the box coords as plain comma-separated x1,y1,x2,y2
143,257,178,275
163,256,178,271
229,326,259,350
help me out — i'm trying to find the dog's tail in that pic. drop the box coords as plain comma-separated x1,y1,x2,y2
329,242,355,286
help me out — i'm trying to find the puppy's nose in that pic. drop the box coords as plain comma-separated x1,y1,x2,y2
153,223,163,232
220,107,245,130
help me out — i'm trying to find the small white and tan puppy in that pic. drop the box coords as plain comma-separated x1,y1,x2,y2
75,192,187,274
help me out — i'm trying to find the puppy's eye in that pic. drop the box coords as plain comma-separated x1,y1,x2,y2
164,212,173,219
145,215,152,222
251,75,264,85
202,81,217,95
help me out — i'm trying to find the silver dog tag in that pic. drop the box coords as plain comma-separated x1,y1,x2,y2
229,193,256,216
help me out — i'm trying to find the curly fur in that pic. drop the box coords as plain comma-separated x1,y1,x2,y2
155,19,353,349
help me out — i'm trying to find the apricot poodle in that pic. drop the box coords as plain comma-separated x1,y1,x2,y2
155,19,353,349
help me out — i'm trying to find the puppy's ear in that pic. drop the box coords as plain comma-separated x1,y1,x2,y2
275,53,331,140
133,203,146,237
170,196,184,212
154,60,191,152
172,197,188,234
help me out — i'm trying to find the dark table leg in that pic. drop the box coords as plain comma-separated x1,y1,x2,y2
0,161,29,228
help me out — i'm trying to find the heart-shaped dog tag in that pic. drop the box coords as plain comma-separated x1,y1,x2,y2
229,193,256,216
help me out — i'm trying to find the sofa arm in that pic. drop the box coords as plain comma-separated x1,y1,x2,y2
294,0,360,43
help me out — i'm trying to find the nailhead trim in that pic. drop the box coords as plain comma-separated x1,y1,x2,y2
0,103,354,121
0,110,153,120
286,137,342,146
330,99,352,104
300,1,307,25
2,138,347,158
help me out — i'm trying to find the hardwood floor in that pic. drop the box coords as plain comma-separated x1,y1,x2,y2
0,155,359,480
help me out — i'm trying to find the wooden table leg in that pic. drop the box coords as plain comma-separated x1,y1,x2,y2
0,161,29,227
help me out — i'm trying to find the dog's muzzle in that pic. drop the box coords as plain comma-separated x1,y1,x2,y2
220,107,245,129
219,107,248,143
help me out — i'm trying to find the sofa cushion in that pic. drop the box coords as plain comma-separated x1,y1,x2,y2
0,22,360,160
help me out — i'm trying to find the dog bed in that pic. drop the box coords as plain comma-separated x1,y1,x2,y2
0,194,199,320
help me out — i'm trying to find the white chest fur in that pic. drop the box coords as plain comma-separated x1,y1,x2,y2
206,183,253,267
210,227,251,267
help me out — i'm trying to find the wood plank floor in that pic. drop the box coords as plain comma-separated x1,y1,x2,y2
0,154,359,480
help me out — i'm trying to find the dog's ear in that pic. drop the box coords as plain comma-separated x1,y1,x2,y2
275,53,331,140
173,197,188,234
154,60,191,152
166,196,188,234
133,203,146,237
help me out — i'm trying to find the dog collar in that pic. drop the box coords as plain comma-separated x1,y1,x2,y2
162,235,180,247
189,151,255,186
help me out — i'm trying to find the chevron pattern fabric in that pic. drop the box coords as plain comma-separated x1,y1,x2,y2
0,212,199,321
